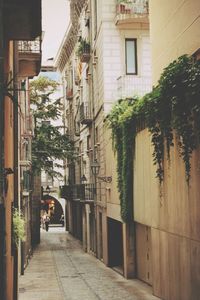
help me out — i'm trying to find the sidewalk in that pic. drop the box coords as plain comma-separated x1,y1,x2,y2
19,228,160,300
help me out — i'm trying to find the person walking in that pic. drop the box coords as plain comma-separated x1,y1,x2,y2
44,215,50,232
60,214,64,227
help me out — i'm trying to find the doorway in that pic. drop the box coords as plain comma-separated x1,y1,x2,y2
107,217,123,274
136,223,152,285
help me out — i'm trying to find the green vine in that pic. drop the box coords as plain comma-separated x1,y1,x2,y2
108,55,200,222
13,208,26,247
107,99,136,222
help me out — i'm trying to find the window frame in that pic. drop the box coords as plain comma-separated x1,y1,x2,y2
125,38,138,75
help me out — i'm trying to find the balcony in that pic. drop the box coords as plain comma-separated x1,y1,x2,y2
80,102,92,125
74,121,80,136
66,88,73,100
4,0,41,40
77,39,90,63
117,75,152,99
18,38,41,78
59,184,95,203
21,170,31,196
115,0,149,29
80,48,90,63
60,185,72,199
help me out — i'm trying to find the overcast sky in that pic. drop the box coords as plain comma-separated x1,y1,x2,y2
42,0,70,64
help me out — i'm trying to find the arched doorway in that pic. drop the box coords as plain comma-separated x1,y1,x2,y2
41,195,64,224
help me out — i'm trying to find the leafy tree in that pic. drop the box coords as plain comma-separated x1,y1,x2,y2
30,76,74,178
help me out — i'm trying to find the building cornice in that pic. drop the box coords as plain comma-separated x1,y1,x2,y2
55,0,87,73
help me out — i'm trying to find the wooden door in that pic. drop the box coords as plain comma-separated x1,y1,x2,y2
136,223,152,285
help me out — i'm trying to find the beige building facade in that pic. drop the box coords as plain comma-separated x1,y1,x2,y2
131,1,200,299
56,1,200,299
56,0,152,281
0,1,41,299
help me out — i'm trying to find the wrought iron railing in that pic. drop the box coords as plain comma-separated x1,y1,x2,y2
22,170,31,192
80,102,92,125
18,37,41,54
66,88,73,100
116,0,149,19
59,184,95,201
60,185,72,199
117,75,152,99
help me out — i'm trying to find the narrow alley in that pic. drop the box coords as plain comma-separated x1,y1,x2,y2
19,229,159,300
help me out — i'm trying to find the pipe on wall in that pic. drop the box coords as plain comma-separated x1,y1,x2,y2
13,41,19,300
0,0,7,299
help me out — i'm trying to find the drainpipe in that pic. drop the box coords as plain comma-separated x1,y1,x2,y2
0,0,6,299
13,41,19,300
89,0,98,256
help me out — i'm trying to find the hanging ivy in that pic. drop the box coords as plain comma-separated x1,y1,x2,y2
107,99,136,222
108,55,200,222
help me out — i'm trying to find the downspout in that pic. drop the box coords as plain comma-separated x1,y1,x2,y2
89,0,98,256
13,41,19,300
0,0,6,299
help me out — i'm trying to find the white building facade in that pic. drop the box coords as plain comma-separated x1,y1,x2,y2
56,0,152,280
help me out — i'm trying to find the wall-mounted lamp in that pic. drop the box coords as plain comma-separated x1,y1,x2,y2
90,159,100,176
46,185,50,194
81,174,87,183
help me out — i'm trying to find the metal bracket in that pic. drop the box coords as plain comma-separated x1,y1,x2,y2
97,176,112,183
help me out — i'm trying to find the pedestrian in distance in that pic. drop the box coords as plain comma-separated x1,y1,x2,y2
60,214,64,227
44,215,50,232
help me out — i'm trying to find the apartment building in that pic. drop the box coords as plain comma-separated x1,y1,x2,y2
0,1,41,298
17,38,42,275
56,0,151,280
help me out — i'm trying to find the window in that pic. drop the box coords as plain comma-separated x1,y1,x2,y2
87,135,91,151
93,0,97,39
125,39,137,75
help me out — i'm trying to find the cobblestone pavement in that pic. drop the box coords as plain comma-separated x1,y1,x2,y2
19,228,160,300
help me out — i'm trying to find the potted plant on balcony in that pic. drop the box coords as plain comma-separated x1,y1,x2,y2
77,38,90,63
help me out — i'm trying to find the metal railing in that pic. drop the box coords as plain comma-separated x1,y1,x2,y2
66,88,73,100
116,0,149,15
22,170,31,192
18,37,41,54
80,102,92,124
60,183,95,202
117,75,152,99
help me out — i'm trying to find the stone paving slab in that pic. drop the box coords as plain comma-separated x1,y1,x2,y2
19,228,160,300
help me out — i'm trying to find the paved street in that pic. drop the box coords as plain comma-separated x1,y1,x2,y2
19,228,160,300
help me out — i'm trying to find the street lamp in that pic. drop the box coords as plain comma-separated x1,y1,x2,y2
46,185,50,194
90,159,100,196
81,174,87,183
90,159,100,176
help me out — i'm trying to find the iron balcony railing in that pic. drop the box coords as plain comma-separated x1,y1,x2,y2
60,184,95,202
60,185,71,199
117,75,152,99
80,44,90,63
21,170,31,192
18,37,41,54
66,88,73,100
116,0,149,23
80,102,92,125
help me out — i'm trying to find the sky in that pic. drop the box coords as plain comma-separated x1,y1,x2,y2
41,0,70,64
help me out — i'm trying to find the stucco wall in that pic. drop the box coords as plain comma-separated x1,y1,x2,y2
150,0,200,84
134,128,200,299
